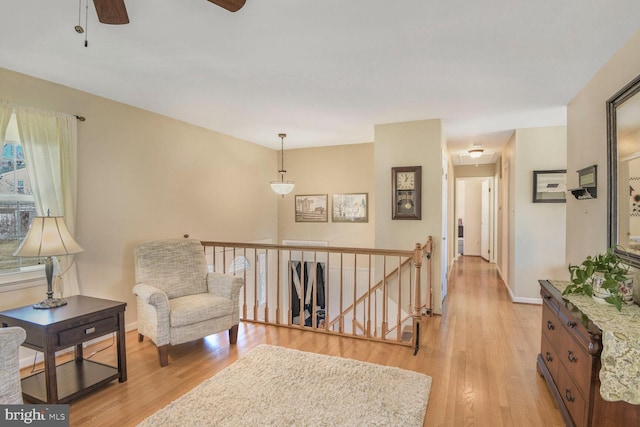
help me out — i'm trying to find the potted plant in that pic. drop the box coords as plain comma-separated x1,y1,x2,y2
564,246,631,311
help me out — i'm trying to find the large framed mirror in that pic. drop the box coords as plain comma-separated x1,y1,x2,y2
608,73,640,267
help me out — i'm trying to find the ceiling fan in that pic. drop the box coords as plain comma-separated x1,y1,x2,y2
92,0,246,25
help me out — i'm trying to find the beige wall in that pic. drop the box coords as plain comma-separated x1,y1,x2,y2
497,126,567,302
512,126,567,300
374,119,444,313
0,68,278,323
276,143,375,247
567,29,640,265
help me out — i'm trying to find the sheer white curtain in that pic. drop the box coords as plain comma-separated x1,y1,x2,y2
14,105,80,297
0,101,11,146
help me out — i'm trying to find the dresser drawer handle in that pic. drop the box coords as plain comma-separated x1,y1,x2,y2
567,350,578,363
85,327,96,334
546,320,555,330
565,388,575,402
543,295,552,300
545,352,553,362
566,321,576,329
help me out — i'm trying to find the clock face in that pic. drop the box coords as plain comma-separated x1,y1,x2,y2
396,172,415,190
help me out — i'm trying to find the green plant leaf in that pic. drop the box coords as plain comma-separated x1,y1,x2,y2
604,295,623,311
584,284,593,297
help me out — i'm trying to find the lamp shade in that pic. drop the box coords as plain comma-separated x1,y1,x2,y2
270,181,295,195
13,216,84,257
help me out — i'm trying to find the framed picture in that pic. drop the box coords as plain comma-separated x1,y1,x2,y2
295,194,328,222
533,170,567,203
332,193,368,223
392,166,422,219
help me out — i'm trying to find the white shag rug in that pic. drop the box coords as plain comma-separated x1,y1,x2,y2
137,344,431,427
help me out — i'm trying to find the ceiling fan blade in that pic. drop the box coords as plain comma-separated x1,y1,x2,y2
207,0,246,12
93,0,130,25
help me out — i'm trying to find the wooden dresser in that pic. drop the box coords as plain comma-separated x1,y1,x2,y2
537,280,640,426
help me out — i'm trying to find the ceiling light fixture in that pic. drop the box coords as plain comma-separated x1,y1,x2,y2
468,148,484,158
270,133,295,196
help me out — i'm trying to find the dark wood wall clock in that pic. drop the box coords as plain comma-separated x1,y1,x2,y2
392,166,422,220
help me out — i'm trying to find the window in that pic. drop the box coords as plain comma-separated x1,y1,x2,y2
0,113,38,274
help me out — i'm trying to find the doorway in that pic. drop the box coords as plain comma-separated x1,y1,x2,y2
455,177,496,262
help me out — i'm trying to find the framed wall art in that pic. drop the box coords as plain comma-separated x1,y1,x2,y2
295,194,328,222
532,170,567,203
332,193,368,222
392,166,422,219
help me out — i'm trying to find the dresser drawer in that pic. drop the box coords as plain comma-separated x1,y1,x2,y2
557,323,593,397
540,333,559,380
541,301,560,350
58,316,118,347
558,364,587,427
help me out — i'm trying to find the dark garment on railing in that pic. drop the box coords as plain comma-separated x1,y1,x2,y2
290,261,326,324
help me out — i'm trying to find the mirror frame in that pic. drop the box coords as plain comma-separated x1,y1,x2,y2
607,72,640,267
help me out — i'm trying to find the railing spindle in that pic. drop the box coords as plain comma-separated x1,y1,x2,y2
276,249,281,324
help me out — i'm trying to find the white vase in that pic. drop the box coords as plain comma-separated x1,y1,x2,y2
591,272,613,305
619,275,634,305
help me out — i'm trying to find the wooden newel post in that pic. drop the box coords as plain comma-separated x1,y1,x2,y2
412,242,424,355
413,243,423,317
424,236,433,315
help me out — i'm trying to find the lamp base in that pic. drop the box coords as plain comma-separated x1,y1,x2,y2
33,297,68,309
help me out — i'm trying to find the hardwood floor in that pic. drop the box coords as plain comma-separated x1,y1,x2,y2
30,256,564,426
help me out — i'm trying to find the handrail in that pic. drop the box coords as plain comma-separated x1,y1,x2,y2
201,240,415,257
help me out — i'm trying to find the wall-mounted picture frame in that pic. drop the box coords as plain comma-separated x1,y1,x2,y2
295,194,328,222
532,170,567,203
332,193,368,223
392,166,422,219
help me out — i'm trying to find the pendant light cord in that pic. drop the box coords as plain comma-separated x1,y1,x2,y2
84,0,89,47
278,133,287,181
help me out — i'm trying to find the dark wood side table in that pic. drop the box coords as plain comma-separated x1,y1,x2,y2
0,295,127,404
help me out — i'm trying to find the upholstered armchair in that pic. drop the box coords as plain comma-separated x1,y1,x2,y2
0,327,26,404
132,239,244,367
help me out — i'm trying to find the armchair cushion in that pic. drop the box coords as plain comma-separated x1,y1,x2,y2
169,294,233,327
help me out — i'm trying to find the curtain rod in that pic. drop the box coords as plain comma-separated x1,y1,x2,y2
1,98,86,122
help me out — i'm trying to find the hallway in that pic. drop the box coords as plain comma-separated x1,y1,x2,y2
422,255,564,425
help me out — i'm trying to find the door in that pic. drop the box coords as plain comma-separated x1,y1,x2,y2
441,153,448,302
481,179,490,261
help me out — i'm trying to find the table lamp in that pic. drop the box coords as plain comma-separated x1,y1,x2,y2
13,213,84,309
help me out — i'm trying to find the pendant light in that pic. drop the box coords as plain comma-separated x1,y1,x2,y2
270,133,295,196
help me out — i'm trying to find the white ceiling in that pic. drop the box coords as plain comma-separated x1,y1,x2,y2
1,1,639,164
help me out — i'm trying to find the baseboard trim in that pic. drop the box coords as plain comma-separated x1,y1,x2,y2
512,296,542,305
502,282,542,305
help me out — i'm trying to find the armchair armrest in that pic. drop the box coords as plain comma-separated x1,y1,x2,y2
0,327,26,404
132,283,169,307
207,272,244,300
132,283,171,346
0,327,26,349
